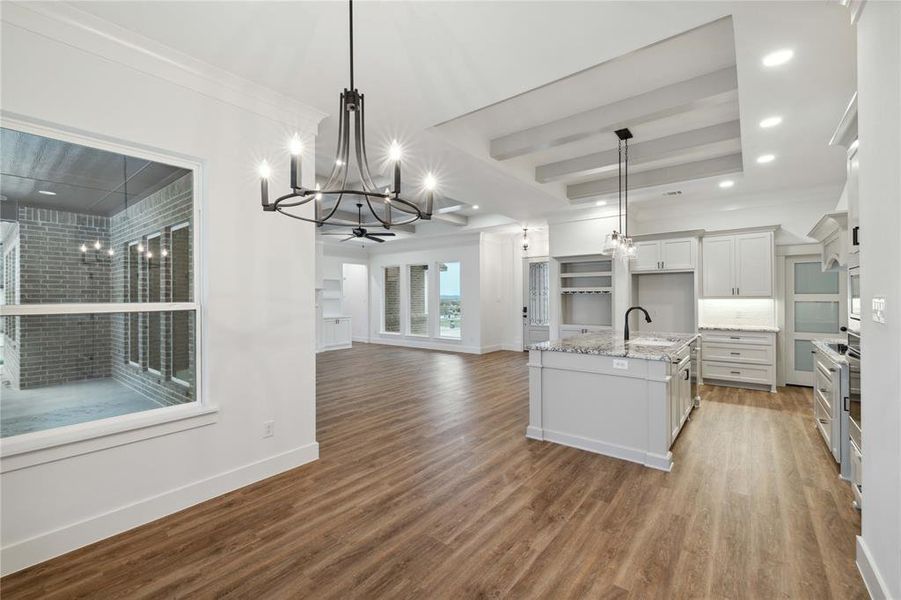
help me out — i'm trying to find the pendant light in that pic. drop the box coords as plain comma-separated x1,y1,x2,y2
602,128,634,257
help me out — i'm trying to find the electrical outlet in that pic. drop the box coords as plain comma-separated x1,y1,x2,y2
613,359,629,370
263,420,275,438
872,296,886,324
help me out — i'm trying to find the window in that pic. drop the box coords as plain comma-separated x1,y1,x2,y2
170,224,192,384
147,234,162,373
409,265,429,336
128,242,141,365
0,126,199,439
439,262,461,339
383,266,401,333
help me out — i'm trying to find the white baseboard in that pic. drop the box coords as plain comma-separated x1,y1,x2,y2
370,336,481,354
525,425,544,440
1,442,319,577
538,428,673,472
352,336,370,343
856,535,891,600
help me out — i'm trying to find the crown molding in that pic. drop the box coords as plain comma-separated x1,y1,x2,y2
1,2,328,132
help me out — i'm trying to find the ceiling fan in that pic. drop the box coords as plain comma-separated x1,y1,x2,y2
319,202,397,243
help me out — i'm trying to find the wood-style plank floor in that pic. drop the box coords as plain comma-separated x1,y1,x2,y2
2,344,865,599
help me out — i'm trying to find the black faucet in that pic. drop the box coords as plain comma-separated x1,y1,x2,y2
624,306,652,342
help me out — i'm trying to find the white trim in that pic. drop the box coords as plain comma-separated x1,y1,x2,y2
0,302,198,316
0,3,327,131
533,428,673,472
856,536,890,600
371,335,482,355
0,441,319,577
0,403,217,471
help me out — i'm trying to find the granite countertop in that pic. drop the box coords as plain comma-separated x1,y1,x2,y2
812,338,850,365
529,331,698,362
698,324,780,333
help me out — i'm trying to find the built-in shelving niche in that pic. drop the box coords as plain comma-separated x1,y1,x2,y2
559,257,613,327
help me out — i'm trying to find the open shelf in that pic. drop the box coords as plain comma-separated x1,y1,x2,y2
560,271,612,278
561,287,612,294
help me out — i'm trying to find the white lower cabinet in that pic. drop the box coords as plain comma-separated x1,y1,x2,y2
320,317,352,351
700,329,777,392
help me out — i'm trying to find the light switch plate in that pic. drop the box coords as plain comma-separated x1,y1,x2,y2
613,359,629,370
872,296,886,323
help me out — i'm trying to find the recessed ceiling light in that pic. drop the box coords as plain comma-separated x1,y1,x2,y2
38,190,56,196
472,205,480,210
762,48,794,67
759,116,783,129
757,154,776,164
719,180,735,189
595,200,607,206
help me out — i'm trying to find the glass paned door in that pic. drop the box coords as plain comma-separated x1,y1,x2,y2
785,256,845,386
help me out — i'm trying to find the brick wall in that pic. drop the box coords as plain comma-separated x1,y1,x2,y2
4,172,195,402
384,266,400,332
109,173,194,406
409,265,428,335
2,226,20,389
11,208,113,388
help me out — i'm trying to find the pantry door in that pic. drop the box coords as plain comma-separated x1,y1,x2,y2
784,256,846,386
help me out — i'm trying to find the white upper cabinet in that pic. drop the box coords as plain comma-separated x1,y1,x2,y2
630,237,696,272
632,241,662,271
661,238,695,270
702,231,773,298
702,236,735,296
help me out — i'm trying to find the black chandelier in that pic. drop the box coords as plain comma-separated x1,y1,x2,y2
258,0,435,229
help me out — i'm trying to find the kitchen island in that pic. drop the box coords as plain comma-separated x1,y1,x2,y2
527,331,699,471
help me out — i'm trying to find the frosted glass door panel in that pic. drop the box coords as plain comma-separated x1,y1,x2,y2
794,301,840,333
794,262,839,294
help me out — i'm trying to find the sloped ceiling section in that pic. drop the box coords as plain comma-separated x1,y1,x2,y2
434,17,742,206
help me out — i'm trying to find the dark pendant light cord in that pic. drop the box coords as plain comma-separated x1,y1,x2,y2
348,0,354,90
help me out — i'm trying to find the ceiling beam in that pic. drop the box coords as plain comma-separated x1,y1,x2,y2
536,120,741,183
566,153,743,200
489,66,738,161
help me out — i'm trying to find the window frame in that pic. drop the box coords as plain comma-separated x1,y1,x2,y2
381,265,402,335
0,115,210,469
145,232,163,376
169,222,192,388
407,264,430,337
437,261,463,341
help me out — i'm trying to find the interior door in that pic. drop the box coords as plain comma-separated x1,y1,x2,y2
735,233,773,296
523,259,550,349
632,241,661,272
702,236,734,297
785,256,846,386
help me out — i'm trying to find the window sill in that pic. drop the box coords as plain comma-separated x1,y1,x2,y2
0,403,218,473
379,331,402,336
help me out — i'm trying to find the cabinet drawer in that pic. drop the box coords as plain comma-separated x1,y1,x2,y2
849,438,862,486
814,394,832,448
701,330,774,346
702,342,773,365
814,362,834,399
702,360,773,385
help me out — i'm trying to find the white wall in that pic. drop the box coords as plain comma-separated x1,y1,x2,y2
632,186,841,245
856,3,901,597
0,5,323,574
342,263,369,341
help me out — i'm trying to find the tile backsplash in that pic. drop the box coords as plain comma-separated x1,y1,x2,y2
698,298,776,328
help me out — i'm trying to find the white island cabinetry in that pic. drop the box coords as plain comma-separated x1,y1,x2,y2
528,332,698,471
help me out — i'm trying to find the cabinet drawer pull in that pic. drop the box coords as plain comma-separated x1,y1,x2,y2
730,370,741,375
729,336,740,340
730,352,741,355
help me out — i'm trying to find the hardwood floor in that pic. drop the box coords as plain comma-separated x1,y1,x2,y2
2,344,865,599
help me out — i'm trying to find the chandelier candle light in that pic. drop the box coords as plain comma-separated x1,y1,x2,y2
257,0,435,230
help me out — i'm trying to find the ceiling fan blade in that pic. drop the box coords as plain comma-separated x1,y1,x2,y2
364,234,386,243
368,232,396,237
320,232,349,236
339,235,355,242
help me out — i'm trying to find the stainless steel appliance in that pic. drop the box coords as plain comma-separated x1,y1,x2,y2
847,329,862,509
848,255,861,325
690,339,701,406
